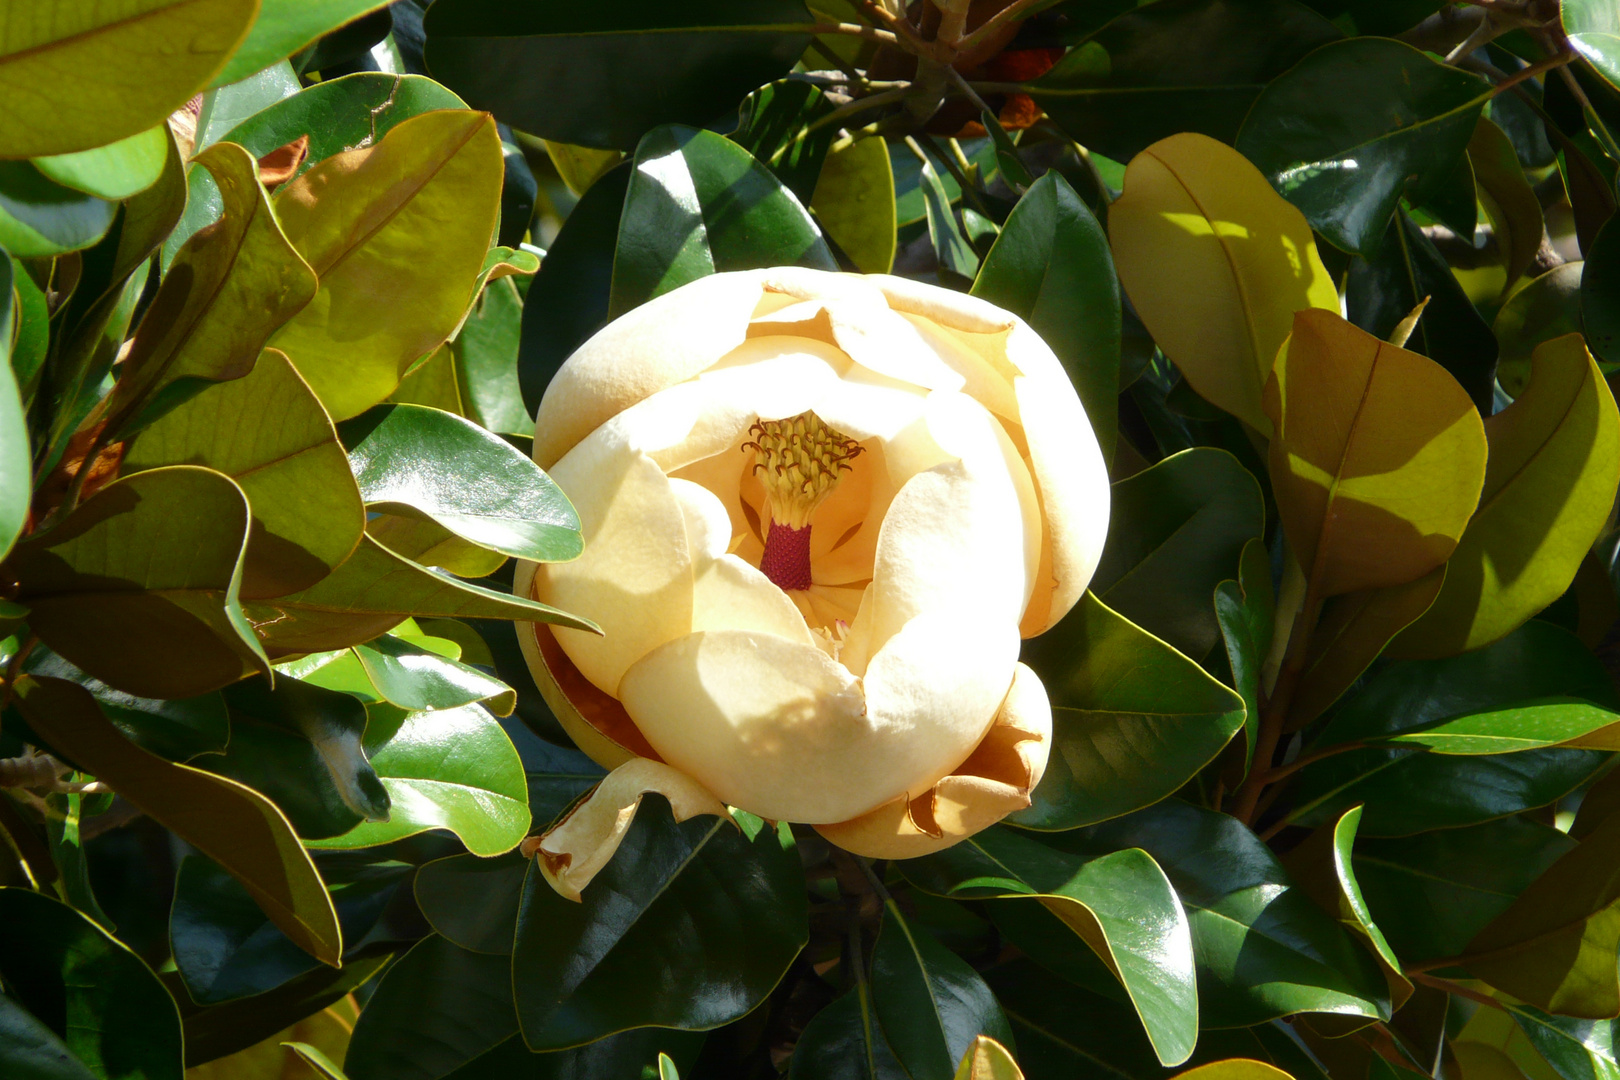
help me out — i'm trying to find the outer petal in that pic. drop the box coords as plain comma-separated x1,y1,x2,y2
816,661,1051,859
524,758,729,902
533,270,768,467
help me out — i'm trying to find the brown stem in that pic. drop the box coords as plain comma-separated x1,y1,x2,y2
1255,740,1370,786
1490,50,1575,96
1408,972,1510,1012
1228,589,1323,825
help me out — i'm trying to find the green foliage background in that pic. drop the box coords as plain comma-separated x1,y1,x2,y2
1,0,1619,1078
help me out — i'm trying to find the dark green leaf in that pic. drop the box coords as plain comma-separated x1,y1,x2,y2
340,403,581,563
1014,593,1246,830
512,804,807,1049
10,467,270,698
986,959,1167,1080
912,141,979,282
43,790,113,932
1214,538,1275,773
1237,37,1491,256
900,826,1197,1067
870,903,1014,1080
414,851,529,955
440,1029,708,1080
1091,448,1264,659
1565,0,1620,94
1287,621,1616,835
0,256,32,561
1028,0,1340,163
971,171,1121,462
171,854,409,1004
1052,799,1391,1027
0,889,183,1080
732,80,837,206
0,991,97,1080
421,0,813,150
791,986,907,1080
0,162,116,257
193,62,302,152
609,125,835,317
1345,207,1501,412
1507,1003,1620,1080
25,648,229,762
1584,216,1620,365
452,276,531,436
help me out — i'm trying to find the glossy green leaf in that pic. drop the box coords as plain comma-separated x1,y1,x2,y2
243,535,594,655
0,162,116,257
171,854,408,1004
972,171,1121,462
10,467,270,698
1214,538,1275,771
306,702,529,856
1383,699,1620,753
901,826,1197,1067
1053,799,1391,1027
811,134,897,276
1353,816,1575,964
346,935,519,1080
1027,0,1340,163
1584,217,1620,366
285,1042,351,1080
1462,808,1620,1017
340,403,581,563
1287,621,1616,835
25,647,229,762
1091,449,1264,659
421,0,813,151
439,1029,707,1080
0,889,182,1080
0,990,97,1080
1015,592,1246,830
44,789,113,933
791,987,908,1080
732,80,836,207
914,142,979,282
215,0,394,86
0,0,257,158
12,675,343,966
452,276,531,435
512,805,807,1049
1565,0,1620,94
110,142,317,438
986,959,1168,1080
270,108,504,420
194,61,302,152
1495,263,1585,396
871,903,1015,1080
609,125,835,317
1239,37,1490,254
125,348,365,599
33,126,168,201
1389,334,1620,656
0,257,29,561
8,251,49,391
352,634,515,715
206,675,389,839
1344,207,1501,412
414,851,530,955
1506,1003,1620,1080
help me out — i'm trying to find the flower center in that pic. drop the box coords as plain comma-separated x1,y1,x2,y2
744,411,863,591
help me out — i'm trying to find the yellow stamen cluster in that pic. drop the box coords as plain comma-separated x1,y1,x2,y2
742,411,864,530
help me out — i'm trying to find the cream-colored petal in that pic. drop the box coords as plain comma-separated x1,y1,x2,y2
695,555,817,646
815,661,1051,859
533,270,768,467
538,433,692,696
525,758,729,901
668,477,732,563
897,311,1021,425
511,562,658,770
809,363,931,443
621,629,908,824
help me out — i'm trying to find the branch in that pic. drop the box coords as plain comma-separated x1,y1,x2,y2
956,0,1048,56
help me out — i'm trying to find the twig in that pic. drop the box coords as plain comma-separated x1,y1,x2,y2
851,0,936,55
956,0,1047,57
805,40,865,86
791,22,902,47
1254,741,1370,786
1490,50,1575,96
800,86,911,140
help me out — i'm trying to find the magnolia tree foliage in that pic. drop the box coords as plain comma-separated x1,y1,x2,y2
1,1,1620,1079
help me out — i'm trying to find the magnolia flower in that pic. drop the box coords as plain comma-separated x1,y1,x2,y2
514,268,1108,899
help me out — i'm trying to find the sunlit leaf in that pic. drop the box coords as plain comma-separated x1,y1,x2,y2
214,0,394,87
812,134,897,275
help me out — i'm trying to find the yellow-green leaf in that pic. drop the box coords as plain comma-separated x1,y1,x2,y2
1470,116,1543,298
1108,132,1338,435
32,125,169,200
812,134,896,275
270,108,504,420
1389,333,1620,658
12,674,342,966
1265,310,1487,601
0,0,259,159
954,1035,1023,1080
1172,1062,1295,1080
212,0,394,88
108,141,316,438
542,139,623,198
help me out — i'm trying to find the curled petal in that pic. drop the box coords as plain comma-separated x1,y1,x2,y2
525,758,729,901
533,270,768,467
816,661,1052,859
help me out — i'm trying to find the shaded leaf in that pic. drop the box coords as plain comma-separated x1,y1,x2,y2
791,987,908,1080
1495,263,1585,396
1214,538,1275,771
812,134,897,275
125,348,365,599
451,275,531,436
173,957,388,1069
270,108,504,420
1108,132,1339,434
1472,115,1545,295
732,80,837,207
421,0,812,151
1236,37,1491,256
215,0,395,86
12,675,343,966
0,991,97,1080
365,514,509,579
0,162,116,257
340,403,581,563
512,805,806,1049
972,171,1121,462
414,851,529,955
914,141,979,281
1014,593,1246,830
1266,310,1486,601
0,0,256,157
9,466,270,698
1584,216,1620,366
1390,334,1620,656
25,647,229,762
609,125,835,317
